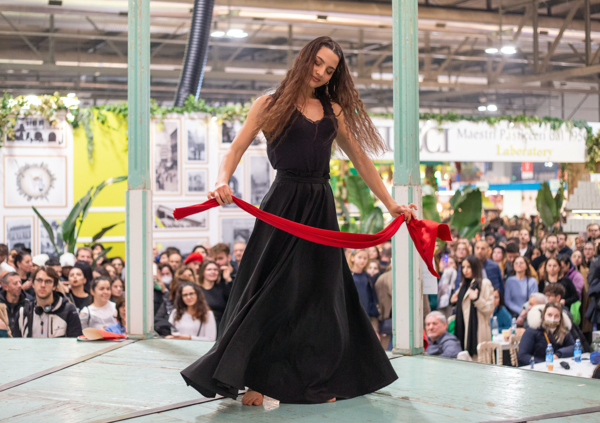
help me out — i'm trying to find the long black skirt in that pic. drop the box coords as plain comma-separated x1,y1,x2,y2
181,170,398,404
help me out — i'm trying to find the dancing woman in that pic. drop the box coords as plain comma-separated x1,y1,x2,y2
181,36,417,405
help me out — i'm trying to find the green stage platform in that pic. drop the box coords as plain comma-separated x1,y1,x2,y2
1,338,600,422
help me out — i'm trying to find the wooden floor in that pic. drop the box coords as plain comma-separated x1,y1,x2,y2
2,338,600,423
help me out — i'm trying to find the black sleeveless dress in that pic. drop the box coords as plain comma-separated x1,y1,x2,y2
180,95,398,404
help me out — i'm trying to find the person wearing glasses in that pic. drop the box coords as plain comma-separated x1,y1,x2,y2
17,266,82,338
167,283,216,341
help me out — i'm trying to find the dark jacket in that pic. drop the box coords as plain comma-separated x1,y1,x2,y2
538,277,579,308
585,274,600,325
517,304,575,366
493,305,513,331
0,289,30,337
425,331,462,358
17,292,83,338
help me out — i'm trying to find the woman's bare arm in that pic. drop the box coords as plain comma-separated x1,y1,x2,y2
333,103,417,222
209,96,270,205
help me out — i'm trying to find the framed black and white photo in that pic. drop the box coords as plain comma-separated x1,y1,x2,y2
4,216,34,252
219,216,256,250
154,202,207,231
38,216,65,258
4,155,68,208
152,119,181,195
219,120,241,148
248,155,272,206
185,168,208,196
5,116,65,147
219,153,245,210
184,118,208,163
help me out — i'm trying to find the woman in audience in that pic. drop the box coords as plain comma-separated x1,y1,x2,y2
65,265,91,311
583,242,595,271
72,260,93,293
104,263,118,280
571,249,588,280
455,241,470,262
193,245,211,260
531,246,542,262
451,255,494,358
492,288,513,331
105,297,127,335
92,265,110,280
111,257,125,279
349,249,379,332
517,302,574,366
437,256,457,318
491,245,507,278
14,252,33,294
558,254,584,300
198,260,231,331
539,257,579,308
504,256,538,316
79,277,118,330
110,278,124,302
167,283,216,341
170,265,197,301
365,259,381,279
368,246,381,262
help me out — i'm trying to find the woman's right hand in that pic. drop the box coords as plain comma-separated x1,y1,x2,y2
208,182,234,206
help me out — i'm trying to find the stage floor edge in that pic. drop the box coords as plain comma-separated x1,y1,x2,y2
1,338,600,423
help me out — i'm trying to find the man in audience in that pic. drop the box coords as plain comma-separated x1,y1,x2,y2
0,272,30,337
531,234,558,271
544,283,590,352
516,292,548,328
211,243,236,281
232,241,246,272
76,247,93,265
471,240,504,294
17,266,82,338
45,258,62,279
380,244,392,269
557,233,572,257
519,229,532,258
424,311,461,359
587,223,600,242
485,232,496,248
168,252,183,271
0,243,15,272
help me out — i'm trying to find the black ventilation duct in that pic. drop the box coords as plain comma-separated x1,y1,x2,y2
174,0,215,106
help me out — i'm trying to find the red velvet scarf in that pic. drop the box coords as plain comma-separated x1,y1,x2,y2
174,197,451,277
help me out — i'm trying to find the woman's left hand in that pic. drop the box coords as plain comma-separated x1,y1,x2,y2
388,203,418,222
468,288,479,301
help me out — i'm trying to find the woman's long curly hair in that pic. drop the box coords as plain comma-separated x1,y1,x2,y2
255,36,387,158
173,282,210,323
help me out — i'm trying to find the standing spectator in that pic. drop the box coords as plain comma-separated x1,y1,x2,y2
76,247,93,265
92,266,110,280
571,250,588,282
473,241,504,295
0,243,15,272
531,246,542,261
558,254,583,300
557,233,573,257
491,245,506,278
349,249,379,332
532,234,559,271
0,272,29,336
167,283,216,341
175,265,197,284
79,277,118,330
574,234,585,251
583,242,595,270
587,223,600,242
184,252,204,274
91,243,105,266
232,241,246,271
111,257,125,280
368,246,381,262
485,232,496,248
519,229,533,259
17,267,82,338
73,261,93,293
379,244,392,269
365,259,381,279
193,245,211,260
517,302,574,366
424,311,461,359
504,242,521,276
374,264,393,350
492,288,513,331
14,251,34,295
538,258,579,308
110,278,124,302
65,266,91,311
45,258,62,279
156,263,174,312
504,256,538,316
437,256,457,318
198,260,231,331
168,252,183,271
0,303,11,337
210,243,236,281
105,297,127,335
451,255,495,358
103,263,118,280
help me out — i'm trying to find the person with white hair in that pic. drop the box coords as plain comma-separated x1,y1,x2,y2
424,311,462,359
515,292,548,328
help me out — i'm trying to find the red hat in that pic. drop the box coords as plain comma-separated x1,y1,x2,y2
184,252,204,264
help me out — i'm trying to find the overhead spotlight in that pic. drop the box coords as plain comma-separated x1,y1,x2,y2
210,30,225,38
501,46,517,55
478,105,487,111
226,29,248,38
485,47,498,54
487,104,498,112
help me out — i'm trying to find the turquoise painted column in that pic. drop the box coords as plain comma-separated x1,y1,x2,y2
126,0,154,338
391,0,423,355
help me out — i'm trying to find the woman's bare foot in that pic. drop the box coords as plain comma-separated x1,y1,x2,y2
326,398,336,403
242,389,264,406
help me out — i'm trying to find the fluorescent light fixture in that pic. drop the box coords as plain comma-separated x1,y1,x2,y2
487,104,498,112
544,161,553,167
211,30,225,37
485,47,498,54
572,210,600,214
227,29,248,38
478,105,487,111
501,46,517,55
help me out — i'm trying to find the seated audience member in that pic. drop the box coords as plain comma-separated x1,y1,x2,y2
17,266,82,338
504,256,538,316
232,241,246,272
79,277,118,330
105,297,127,336
73,260,93,293
558,254,584,300
210,243,236,281
168,252,183,272
0,272,30,336
543,283,590,352
59,253,76,281
424,311,461,359
65,265,91,311
45,258,62,279
167,283,216,341
198,260,232,331
516,293,548,328
0,243,15,272
492,288,513,331
76,247,93,265
374,264,393,350
437,256,457,318
14,251,34,295
539,257,579,308
110,278,124,303
517,302,574,366
111,257,125,280
184,252,204,273
0,303,11,337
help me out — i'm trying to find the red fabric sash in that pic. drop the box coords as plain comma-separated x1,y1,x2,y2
174,197,451,277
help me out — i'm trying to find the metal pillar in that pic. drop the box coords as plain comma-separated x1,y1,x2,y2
533,0,539,74
585,0,591,65
391,0,423,355
126,0,154,338
48,15,55,64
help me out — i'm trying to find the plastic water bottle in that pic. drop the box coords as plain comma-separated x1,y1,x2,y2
511,318,517,335
530,356,535,369
492,316,499,337
546,343,554,371
574,339,582,363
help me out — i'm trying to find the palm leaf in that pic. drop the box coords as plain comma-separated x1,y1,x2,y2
32,206,60,256
346,175,374,219
89,222,123,245
91,246,112,270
